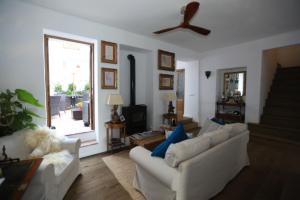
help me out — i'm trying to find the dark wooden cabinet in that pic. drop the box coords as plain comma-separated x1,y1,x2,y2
216,102,245,123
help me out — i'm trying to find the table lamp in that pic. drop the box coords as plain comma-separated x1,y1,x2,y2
106,94,123,123
164,93,177,114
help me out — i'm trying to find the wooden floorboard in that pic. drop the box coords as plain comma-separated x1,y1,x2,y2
65,135,300,200
64,151,132,200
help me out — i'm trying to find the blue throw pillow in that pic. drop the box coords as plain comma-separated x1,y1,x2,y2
151,123,188,158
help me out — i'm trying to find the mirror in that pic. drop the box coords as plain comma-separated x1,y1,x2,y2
224,71,246,97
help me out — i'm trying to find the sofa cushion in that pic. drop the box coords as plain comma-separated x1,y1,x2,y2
151,123,188,158
41,150,74,184
204,128,230,146
165,135,211,167
224,123,248,137
199,118,223,135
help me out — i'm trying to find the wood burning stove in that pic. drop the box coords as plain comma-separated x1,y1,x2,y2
122,54,147,135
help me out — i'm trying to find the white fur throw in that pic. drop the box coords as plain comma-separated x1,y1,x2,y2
42,150,73,176
25,127,64,158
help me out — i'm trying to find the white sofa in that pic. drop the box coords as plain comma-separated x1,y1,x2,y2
0,130,81,200
130,127,249,200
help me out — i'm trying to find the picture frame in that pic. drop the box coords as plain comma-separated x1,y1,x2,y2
158,49,175,71
101,40,118,64
159,74,174,90
101,68,117,89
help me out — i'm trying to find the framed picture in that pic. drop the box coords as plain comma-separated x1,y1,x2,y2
158,49,175,71
101,40,117,64
101,68,117,89
159,74,174,90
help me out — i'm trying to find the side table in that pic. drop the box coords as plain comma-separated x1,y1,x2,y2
162,113,177,126
105,121,126,151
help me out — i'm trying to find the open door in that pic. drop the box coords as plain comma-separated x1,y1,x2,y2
176,69,185,120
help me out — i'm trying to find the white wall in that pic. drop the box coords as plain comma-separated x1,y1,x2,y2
177,60,200,122
198,29,300,125
0,0,199,156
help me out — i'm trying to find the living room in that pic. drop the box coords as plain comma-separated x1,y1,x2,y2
0,0,300,200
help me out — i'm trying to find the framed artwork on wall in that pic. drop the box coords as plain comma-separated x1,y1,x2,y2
158,49,175,71
101,68,117,89
159,74,174,90
101,40,118,64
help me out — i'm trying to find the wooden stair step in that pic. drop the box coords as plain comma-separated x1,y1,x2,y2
183,122,199,131
178,117,193,124
248,123,300,142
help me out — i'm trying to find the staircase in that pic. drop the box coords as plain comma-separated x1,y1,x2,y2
178,117,201,136
248,66,300,144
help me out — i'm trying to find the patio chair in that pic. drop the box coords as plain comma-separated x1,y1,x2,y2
50,96,61,117
59,94,66,112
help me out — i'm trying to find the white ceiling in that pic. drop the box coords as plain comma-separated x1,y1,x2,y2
21,0,300,53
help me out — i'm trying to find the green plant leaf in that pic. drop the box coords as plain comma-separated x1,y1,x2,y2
15,89,43,107
24,109,41,118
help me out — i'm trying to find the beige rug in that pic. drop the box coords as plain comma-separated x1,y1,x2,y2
102,150,145,200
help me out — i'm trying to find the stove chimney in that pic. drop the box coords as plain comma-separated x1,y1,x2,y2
127,54,135,106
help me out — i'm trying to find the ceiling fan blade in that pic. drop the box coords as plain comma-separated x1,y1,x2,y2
186,24,211,35
183,1,200,24
153,26,181,34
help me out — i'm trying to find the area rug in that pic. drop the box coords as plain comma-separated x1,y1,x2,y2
102,150,145,200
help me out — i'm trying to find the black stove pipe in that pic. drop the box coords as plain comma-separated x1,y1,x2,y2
127,54,135,106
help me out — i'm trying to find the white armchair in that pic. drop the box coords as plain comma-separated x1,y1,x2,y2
0,130,81,200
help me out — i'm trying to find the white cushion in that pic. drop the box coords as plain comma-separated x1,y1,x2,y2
165,136,211,167
199,119,223,135
224,123,247,137
204,128,230,146
41,150,74,184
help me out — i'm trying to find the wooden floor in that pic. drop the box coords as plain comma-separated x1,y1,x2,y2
64,151,132,200
65,136,300,200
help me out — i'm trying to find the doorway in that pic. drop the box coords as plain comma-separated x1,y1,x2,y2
176,69,185,121
44,35,95,136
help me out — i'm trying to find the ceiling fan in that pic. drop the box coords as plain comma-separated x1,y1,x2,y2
153,1,211,36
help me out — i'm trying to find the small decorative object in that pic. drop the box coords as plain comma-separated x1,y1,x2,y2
205,71,211,79
159,74,174,90
120,115,125,122
101,68,117,89
106,94,124,123
0,145,20,164
163,93,177,114
158,50,175,71
101,40,117,64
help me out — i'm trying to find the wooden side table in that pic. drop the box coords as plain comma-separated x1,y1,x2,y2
129,131,165,151
105,121,126,151
162,113,177,126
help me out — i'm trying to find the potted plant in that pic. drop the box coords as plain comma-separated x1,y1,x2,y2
0,89,43,137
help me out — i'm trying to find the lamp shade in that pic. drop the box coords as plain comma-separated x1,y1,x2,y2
164,92,177,101
106,94,123,105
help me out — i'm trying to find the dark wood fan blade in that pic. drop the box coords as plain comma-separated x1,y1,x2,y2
153,26,181,34
186,24,211,35
183,1,200,24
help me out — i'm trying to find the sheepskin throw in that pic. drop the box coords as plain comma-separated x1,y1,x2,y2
25,127,64,158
